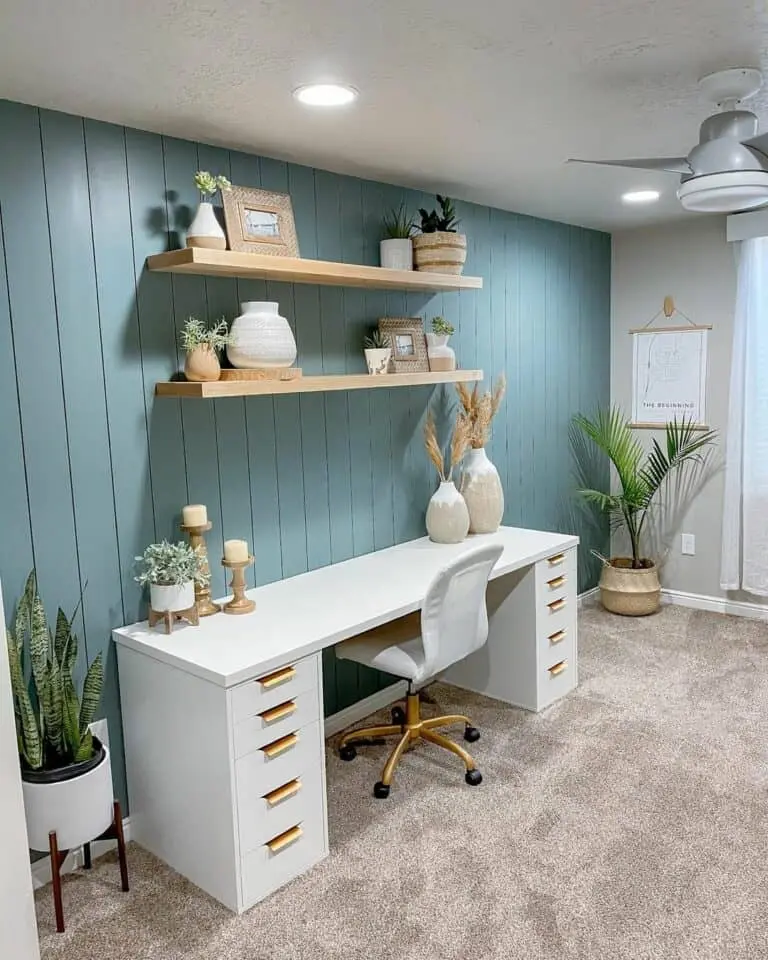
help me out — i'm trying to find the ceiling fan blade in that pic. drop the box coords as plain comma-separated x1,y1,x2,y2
567,157,691,174
744,133,768,157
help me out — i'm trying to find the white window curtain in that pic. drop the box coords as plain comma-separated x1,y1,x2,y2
720,236,768,596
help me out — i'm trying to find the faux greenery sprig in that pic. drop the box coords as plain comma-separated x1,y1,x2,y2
363,328,390,349
419,195,460,234
431,316,455,336
194,170,232,200
382,203,415,240
135,541,210,587
180,316,231,352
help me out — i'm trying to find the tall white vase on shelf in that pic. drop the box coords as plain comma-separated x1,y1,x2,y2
425,481,470,544
426,332,456,372
227,301,297,369
187,202,226,250
461,447,504,533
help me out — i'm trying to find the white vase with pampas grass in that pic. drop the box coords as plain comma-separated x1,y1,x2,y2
423,409,471,544
456,376,506,533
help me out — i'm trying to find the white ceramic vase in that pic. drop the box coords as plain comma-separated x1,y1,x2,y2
461,448,504,534
22,744,114,852
425,480,470,544
426,332,456,372
150,580,195,613
187,201,226,250
227,301,297,369
380,238,413,271
364,347,392,375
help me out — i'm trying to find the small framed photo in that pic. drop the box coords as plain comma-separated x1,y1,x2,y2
222,185,300,257
378,318,429,372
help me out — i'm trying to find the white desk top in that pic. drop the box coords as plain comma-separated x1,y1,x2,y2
113,526,578,688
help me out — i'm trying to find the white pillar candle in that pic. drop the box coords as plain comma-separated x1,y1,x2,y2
224,539,249,562
182,504,208,526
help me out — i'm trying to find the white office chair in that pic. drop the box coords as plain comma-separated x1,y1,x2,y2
335,543,503,798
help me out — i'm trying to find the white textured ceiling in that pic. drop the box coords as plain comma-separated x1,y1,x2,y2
1,0,767,230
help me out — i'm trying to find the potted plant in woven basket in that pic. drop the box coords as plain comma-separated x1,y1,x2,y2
572,408,717,616
6,572,112,854
413,195,466,275
180,316,231,382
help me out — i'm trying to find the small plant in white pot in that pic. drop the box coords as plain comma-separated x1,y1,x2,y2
380,204,415,270
187,170,232,250
6,572,113,856
135,540,209,614
426,316,456,371
180,316,231,382
363,328,392,375
413,195,466,275
572,408,717,616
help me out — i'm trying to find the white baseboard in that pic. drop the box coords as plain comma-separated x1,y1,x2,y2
578,586,600,607
661,588,768,621
30,818,131,891
324,681,408,737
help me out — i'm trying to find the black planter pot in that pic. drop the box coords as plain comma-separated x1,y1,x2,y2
21,736,106,785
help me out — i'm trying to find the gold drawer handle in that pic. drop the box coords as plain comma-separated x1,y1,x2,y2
264,779,302,806
548,598,567,613
548,629,567,644
547,575,566,589
257,665,296,689
548,660,568,677
266,824,303,854
260,700,297,724
261,733,298,758
547,553,566,566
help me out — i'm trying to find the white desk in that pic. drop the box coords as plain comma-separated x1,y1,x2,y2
114,526,578,912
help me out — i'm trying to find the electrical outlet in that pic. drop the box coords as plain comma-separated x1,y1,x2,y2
89,718,110,750
681,533,696,556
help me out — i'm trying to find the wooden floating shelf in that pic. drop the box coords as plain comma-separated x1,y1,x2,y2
156,370,484,399
146,248,483,292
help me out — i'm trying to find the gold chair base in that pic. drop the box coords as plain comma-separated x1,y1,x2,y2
339,692,480,791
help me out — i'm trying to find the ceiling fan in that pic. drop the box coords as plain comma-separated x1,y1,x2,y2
569,68,768,213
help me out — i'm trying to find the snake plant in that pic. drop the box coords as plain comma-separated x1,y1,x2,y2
6,571,103,772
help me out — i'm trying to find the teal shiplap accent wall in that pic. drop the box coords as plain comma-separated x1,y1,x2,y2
0,100,610,807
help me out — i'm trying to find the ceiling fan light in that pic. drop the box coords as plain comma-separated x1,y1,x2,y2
677,171,768,213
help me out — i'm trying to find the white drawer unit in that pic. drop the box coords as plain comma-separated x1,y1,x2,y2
233,684,320,759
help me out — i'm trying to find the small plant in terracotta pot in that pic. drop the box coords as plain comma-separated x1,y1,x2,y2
413,195,467,275
180,316,231,382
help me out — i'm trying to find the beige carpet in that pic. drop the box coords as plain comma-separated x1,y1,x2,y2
36,604,768,959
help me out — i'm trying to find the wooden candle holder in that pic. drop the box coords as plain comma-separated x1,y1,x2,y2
180,520,221,617
221,556,256,615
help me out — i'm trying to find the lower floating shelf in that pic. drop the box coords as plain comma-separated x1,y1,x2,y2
156,370,483,399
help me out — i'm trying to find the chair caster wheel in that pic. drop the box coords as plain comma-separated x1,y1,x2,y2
464,726,480,743
339,744,357,762
391,706,406,725
465,769,483,786
373,781,390,799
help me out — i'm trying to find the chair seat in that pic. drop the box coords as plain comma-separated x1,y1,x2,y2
336,612,426,682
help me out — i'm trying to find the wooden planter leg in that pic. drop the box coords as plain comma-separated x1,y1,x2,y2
48,830,68,934
82,842,92,870
113,801,130,892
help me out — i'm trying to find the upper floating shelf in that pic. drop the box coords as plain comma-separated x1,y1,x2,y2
146,248,483,292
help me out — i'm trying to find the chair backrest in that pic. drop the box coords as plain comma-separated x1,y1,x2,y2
419,543,504,680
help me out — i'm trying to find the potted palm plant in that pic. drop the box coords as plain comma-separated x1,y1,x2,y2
413,195,466,275
6,572,112,853
135,540,209,615
572,408,717,615
380,204,415,270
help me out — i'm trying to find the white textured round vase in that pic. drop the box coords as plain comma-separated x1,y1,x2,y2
426,332,456,372
380,238,413,271
187,201,226,250
150,580,195,613
22,744,114,852
425,480,470,544
227,301,297,369
461,448,504,534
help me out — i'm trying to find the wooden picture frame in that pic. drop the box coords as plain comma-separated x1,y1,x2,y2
222,186,300,257
378,318,429,372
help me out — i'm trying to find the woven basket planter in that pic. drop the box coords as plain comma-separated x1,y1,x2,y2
599,558,661,616
412,232,467,275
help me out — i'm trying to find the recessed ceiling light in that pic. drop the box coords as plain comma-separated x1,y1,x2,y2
293,83,358,107
621,189,661,205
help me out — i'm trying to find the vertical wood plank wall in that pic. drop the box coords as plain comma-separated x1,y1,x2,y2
0,101,610,807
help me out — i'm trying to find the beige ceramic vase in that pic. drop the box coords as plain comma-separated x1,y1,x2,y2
184,345,221,382
425,480,470,544
461,448,504,533
599,559,661,616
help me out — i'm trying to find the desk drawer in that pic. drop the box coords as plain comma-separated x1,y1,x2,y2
237,760,324,855
539,654,577,709
236,720,323,802
233,685,320,759
535,548,576,602
241,785,326,908
230,655,318,724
